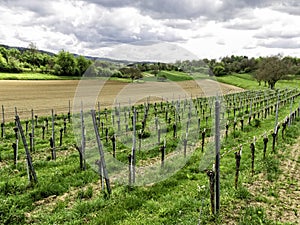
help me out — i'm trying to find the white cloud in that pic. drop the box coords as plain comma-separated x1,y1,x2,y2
258,39,300,49
0,0,299,59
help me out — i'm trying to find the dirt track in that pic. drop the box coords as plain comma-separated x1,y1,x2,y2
0,79,243,121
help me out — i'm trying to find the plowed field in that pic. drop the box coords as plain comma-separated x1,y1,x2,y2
0,79,243,121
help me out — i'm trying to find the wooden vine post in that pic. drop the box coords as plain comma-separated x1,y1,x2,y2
206,170,215,214
49,137,55,160
42,126,45,139
235,147,242,189
13,126,19,166
271,95,280,154
225,123,229,141
63,118,67,134
75,144,85,170
131,108,137,184
15,115,38,184
240,117,244,131
183,134,188,158
31,109,35,152
80,104,86,170
45,118,48,133
51,109,56,160
111,133,116,158
157,125,161,145
282,120,287,140
97,101,101,127
173,123,177,138
35,115,38,127
91,109,111,195
128,154,132,186
215,99,220,214
201,129,206,152
29,133,33,152
263,134,268,159
59,128,63,146
160,139,166,168
1,105,4,138
233,118,237,138
68,99,71,123
250,142,255,176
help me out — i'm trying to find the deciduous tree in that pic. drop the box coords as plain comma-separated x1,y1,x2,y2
255,55,290,89
54,50,77,76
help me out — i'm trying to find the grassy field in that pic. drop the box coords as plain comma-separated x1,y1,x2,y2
216,73,300,90
0,71,300,224
0,71,207,82
0,72,82,80
2,71,298,91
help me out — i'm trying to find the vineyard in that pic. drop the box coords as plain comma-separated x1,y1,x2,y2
0,76,300,224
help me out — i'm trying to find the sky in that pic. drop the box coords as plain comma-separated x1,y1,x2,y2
0,0,300,61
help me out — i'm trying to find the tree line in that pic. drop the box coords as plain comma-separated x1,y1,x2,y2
203,55,300,89
203,55,299,76
1,43,299,89
0,43,92,76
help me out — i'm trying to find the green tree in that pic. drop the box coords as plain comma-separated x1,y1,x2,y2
8,48,21,60
85,64,98,77
119,67,142,81
42,54,55,73
0,47,8,64
129,67,142,81
0,53,8,71
54,50,77,76
151,64,159,77
25,42,39,69
212,64,227,76
255,55,290,89
76,55,91,76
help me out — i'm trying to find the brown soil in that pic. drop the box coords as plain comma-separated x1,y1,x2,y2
0,79,243,121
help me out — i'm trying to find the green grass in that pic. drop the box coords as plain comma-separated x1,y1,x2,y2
216,73,300,90
216,73,266,90
109,77,132,82
0,73,300,224
158,70,194,81
0,72,82,80
0,71,195,82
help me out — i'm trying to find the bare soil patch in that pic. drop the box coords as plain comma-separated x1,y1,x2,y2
0,79,243,121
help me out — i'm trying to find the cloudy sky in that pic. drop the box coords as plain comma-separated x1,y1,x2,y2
0,0,300,61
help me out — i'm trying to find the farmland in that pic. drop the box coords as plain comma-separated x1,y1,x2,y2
0,78,242,121
0,72,300,224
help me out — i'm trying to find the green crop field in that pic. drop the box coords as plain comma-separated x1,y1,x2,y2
0,72,300,224
0,72,82,80
216,73,300,90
